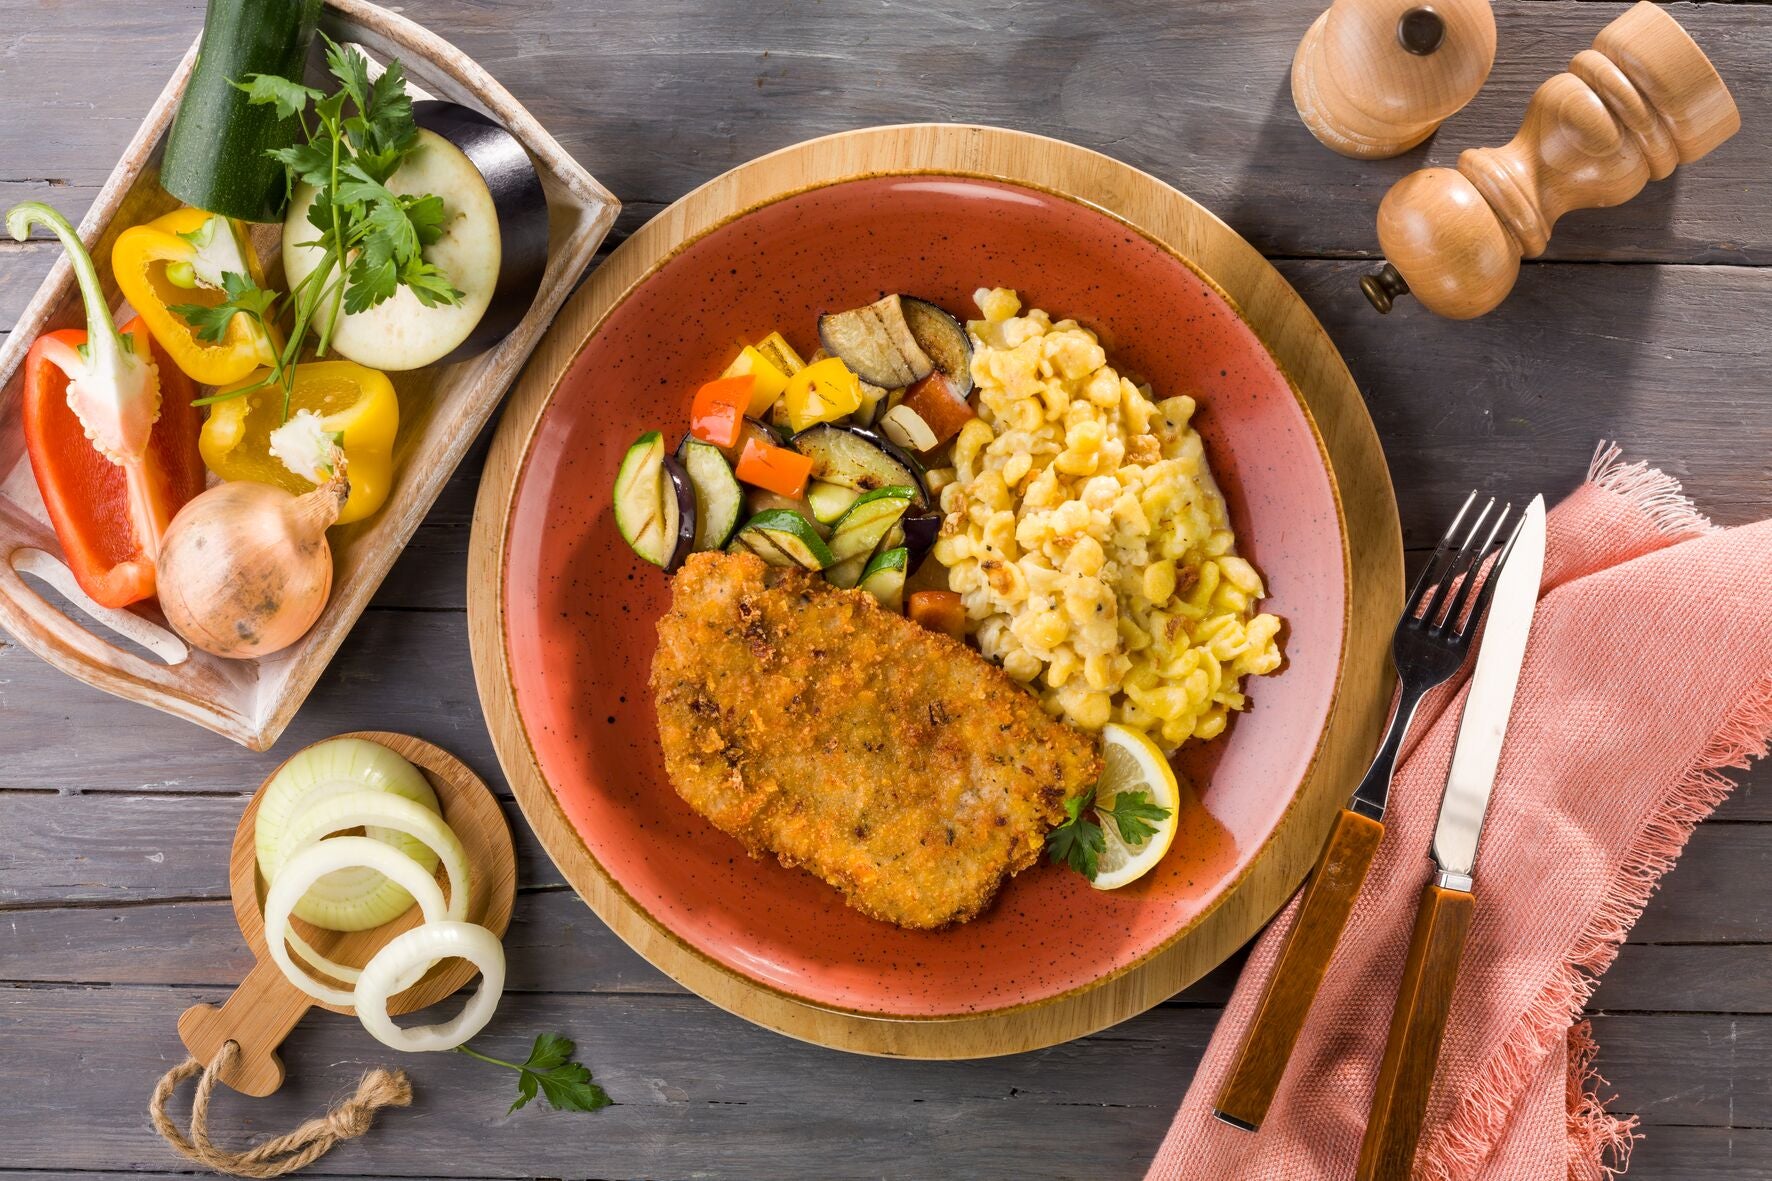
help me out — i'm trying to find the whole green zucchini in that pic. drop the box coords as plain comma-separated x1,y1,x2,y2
160,0,323,222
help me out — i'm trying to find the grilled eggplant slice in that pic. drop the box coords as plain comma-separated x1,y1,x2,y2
818,294,935,389
901,297,973,397
791,423,928,508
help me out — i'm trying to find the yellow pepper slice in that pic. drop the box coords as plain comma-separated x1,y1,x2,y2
201,361,398,525
111,208,278,386
721,345,791,417
781,356,863,432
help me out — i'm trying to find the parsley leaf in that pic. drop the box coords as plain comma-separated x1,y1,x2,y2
233,73,325,121
269,141,333,189
324,34,373,114
169,271,279,343
1046,793,1105,881
456,1033,612,1116
1045,786,1173,881
400,257,464,308
1100,789,1171,845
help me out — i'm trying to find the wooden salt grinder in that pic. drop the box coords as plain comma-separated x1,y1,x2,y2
1363,0,1741,319
1291,0,1496,159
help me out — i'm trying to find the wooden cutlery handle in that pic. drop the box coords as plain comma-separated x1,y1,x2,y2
1356,882,1476,1181
1213,807,1385,1130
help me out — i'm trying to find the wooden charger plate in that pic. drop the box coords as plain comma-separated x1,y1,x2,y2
469,124,1401,1056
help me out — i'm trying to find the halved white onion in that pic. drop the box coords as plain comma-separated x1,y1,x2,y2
278,791,473,986
255,738,442,931
264,836,449,1007
354,921,507,1052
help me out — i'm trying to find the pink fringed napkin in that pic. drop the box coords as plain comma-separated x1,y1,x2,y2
1149,444,1772,1180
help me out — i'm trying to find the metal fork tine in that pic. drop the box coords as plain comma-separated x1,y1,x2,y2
1458,510,1528,641
1404,490,1476,618
1442,502,1511,638
1422,496,1494,630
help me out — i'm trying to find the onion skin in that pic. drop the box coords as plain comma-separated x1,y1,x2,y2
157,470,348,659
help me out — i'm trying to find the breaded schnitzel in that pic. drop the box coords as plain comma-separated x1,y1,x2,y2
650,551,1101,929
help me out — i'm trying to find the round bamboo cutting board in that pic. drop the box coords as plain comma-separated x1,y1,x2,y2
468,124,1402,1057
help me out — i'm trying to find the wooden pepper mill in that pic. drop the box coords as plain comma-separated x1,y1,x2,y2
1292,0,1496,159
1363,0,1740,319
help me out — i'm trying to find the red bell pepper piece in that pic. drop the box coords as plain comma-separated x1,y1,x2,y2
689,374,754,449
734,436,812,499
10,202,204,608
899,371,976,446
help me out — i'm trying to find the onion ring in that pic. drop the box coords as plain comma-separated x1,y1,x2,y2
354,921,507,1052
279,791,471,985
263,836,448,1006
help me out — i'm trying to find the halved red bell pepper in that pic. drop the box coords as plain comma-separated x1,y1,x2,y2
10,202,205,608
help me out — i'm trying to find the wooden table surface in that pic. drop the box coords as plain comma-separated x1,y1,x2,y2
2,1,1768,1177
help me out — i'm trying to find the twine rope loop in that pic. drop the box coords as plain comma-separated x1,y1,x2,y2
149,1040,411,1178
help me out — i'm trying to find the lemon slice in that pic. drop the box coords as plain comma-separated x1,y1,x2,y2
1090,723,1182,891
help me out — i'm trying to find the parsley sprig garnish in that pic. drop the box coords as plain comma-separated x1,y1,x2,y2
456,1033,612,1115
173,36,462,420
1046,787,1172,881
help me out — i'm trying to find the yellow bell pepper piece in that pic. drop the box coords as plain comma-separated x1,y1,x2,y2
781,356,863,432
111,208,277,387
722,345,791,417
201,361,398,525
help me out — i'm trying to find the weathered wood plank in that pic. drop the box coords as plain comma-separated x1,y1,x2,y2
2,1,1767,264
1281,260,1772,542
5,782,1768,972
1598,944,1772,1014
0,985,1755,1179
0,986,1210,1179
0,611,500,795
0,792,563,905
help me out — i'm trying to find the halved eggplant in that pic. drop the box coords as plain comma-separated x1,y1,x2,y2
818,295,934,389
858,547,909,611
676,436,743,551
827,485,915,564
614,432,696,570
900,297,973,397
282,101,548,371
729,508,834,572
899,512,942,574
791,423,929,508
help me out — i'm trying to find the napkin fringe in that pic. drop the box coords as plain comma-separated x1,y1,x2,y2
1586,441,1715,538
1426,667,1772,1181
1565,1020,1637,1181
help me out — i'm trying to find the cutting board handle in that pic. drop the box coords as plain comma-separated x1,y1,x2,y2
177,958,315,1098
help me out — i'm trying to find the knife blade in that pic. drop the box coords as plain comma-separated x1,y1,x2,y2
1430,494,1546,888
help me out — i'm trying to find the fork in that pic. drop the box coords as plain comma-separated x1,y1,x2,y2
1212,491,1516,1132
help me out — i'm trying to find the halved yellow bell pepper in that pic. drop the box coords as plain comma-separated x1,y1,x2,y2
111,208,278,386
201,361,398,525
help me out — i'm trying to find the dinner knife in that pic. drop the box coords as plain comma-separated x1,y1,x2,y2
1355,494,1546,1181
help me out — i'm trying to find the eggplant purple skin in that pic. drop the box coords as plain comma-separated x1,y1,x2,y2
414,100,549,365
899,512,941,574
660,454,698,573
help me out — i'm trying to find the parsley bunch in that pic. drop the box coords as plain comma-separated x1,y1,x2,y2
456,1033,612,1115
1046,787,1172,881
175,37,462,419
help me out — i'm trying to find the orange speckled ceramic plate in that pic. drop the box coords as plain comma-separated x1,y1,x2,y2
498,172,1346,1018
